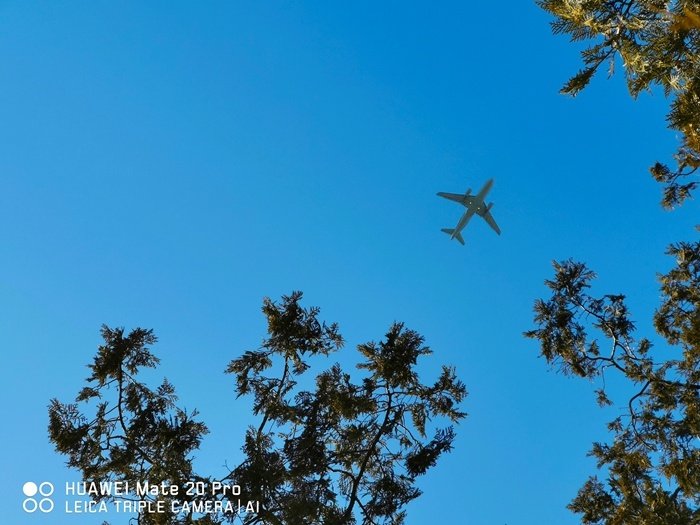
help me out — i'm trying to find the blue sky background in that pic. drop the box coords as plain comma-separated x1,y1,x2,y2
1,2,698,524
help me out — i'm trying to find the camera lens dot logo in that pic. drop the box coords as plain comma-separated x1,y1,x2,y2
22,481,54,513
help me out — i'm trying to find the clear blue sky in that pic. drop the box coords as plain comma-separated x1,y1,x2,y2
1,2,697,524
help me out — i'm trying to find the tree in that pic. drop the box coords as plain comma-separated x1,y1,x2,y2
537,0,700,208
526,240,700,524
48,326,214,525
49,292,467,525
531,4,700,522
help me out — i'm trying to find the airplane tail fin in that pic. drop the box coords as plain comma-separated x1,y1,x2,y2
440,228,465,245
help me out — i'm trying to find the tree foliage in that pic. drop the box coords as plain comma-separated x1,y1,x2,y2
49,293,466,525
537,0,700,208
534,3,700,521
525,235,700,523
48,326,214,525
224,291,467,525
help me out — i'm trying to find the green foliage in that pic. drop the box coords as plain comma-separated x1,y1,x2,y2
526,237,700,523
538,0,700,208
226,292,467,525
48,326,211,525
534,3,700,521
50,294,467,525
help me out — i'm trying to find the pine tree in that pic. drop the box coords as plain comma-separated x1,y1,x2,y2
532,3,700,521
537,0,700,208
526,239,700,523
49,292,466,525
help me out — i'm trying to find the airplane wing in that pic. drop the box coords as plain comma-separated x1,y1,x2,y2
436,192,475,207
479,209,501,235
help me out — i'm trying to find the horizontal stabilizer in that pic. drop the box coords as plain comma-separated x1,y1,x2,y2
441,228,465,245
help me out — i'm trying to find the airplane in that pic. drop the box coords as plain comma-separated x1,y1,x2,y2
437,178,501,245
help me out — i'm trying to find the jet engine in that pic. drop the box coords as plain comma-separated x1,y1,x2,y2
486,202,494,212
465,188,472,196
